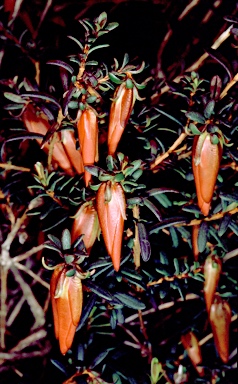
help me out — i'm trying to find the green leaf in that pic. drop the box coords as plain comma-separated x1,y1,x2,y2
47,60,74,74
77,294,96,331
149,217,187,234
109,72,123,84
50,359,68,374
186,111,206,124
189,123,201,135
169,226,179,248
106,22,119,31
88,44,110,54
67,35,84,51
154,108,184,127
210,75,222,100
61,229,71,250
114,293,146,310
218,214,231,236
4,92,25,104
90,348,113,369
47,234,61,249
84,281,113,301
154,193,172,208
204,100,215,119
138,222,151,262
143,199,162,221
198,222,207,252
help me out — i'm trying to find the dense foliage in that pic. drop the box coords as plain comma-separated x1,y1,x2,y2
0,1,237,383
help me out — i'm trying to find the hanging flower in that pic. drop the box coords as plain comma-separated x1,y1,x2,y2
192,131,223,216
181,331,204,377
209,295,231,363
61,128,84,175
192,224,200,261
50,264,83,355
96,181,126,271
108,75,137,156
77,107,98,186
203,254,222,314
22,104,74,176
71,201,100,254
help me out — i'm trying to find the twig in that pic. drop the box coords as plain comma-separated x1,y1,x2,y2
150,132,188,169
33,0,53,40
0,163,31,172
7,296,25,327
124,294,200,324
223,248,238,262
178,0,200,21
10,329,47,353
152,25,233,99
220,72,238,99
14,262,50,289
177,206,238,227
10,265,45,329
13,244,45,263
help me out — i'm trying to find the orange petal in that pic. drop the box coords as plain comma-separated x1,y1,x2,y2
96,182,126,271
199,134,221,203
108,83,134,156
204,255,222,314
61,129,84,174
22,105,74,176
50,264,65,340
209,295,231,363
71,202,100,253
181,332,204,376
77,108,98,186
68,275,83,326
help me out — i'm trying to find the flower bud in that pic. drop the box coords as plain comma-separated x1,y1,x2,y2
71,201,100,254
108,79,136,156
192,131,223,216
192,224,200,261
77,107,98,186
22,104,74,176
96,181,126,271
181,331,204,376
61,129,84,175
203,254,222,314
209,294,231,363
50,264,83,354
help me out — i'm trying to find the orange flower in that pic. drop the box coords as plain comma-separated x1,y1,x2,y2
203,254,222,314
108,78,136,156
61,129,84,175
192,224,200,261
22,104,74,176
71,201,100,254
77,107,98,186
181,331,204,377
209,294,231,363
192,131,223,216
96,181,126,271
50,264,83,355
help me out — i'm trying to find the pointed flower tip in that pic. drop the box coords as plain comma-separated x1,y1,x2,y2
192,130,222,216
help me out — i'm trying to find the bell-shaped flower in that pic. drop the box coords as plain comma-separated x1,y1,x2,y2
96,181,126,271
71,201,100,254
192,131,223,216
77,107,98,186
204,254,222,314
50,264,83,355
108,76,137,156
181,331,204,377
209,294,231,363
61,128,84,175
22,104,74,176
